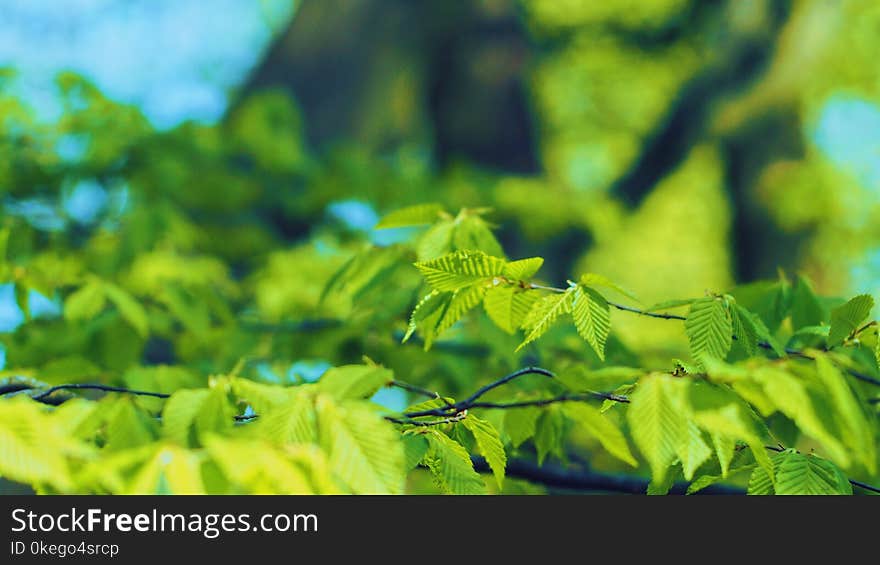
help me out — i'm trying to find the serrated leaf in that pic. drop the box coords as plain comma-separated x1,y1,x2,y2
462,415,506,489
376,203,445,229
572,285,610,361
103,282,149,337
685,297,732,364
316,396,406,494
828,294,874,347
434,285,486,336
414,250,506,292
774,451,852,495
564,403,637,467
626,375,682,484
403,290,447,344
503,406,541,448
483,287,540,334
64,280,106,321
731,304,758,356
423,430,486,494
516,288,575,352
579,273,639,303
503,257,544,280
257,391,318,444
162,387,233,447
748,450,785,495
734,303,784,356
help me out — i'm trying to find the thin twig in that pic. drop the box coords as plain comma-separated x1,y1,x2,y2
31,384,170,401
849,479,880,495
388,380,440,399
466,392,629,410
608,301,687,320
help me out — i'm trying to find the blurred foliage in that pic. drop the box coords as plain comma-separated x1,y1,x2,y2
1,0,880,495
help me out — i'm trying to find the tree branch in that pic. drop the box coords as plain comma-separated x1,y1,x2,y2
30,383,170,402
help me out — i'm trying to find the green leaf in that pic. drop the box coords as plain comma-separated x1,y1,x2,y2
711,433,736,478
103,282,149,337
828,294,874,347
748,450,785,495
452,215,504,258
434,285,486,336
564,403,637,467
402,290,448,345
416,220,455,261
422,430,486,494
686,380,774,479
462,415,506,489
64,280,106,321
579,273,639,303
646,463,680,495
483,287,540,334
685,297,732,364
231,378,291,414
316,396,406,494
626,375,681,484
162,387,233,447
676,420,712,481
688,462,756,494
733,303,784,356
0,397,79,491
534,408,565,465
503,257,544,280
257,391,318,444
414,250,506,292
376,203,445,229
750,366,850,469
104,399,159,452
731,304,759,356
814,355,876,473
774,451,852,495
571,285,611,361
503,406,541,448
126,444,206,494
790,274,825,331
517,288,576,352
401,433,429,471
318,364,393,400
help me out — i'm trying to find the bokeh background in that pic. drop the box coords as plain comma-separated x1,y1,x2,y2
1,0,879,371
